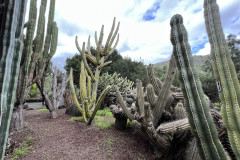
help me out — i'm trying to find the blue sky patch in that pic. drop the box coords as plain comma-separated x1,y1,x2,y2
142,2,160,21
232,16,240,24
192,42,206,54
59,19,81,37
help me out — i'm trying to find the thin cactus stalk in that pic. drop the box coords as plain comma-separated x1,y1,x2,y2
0,0,27,158
170,14,229,159
204,0,240,158
69,18,120,125
152,54,177,127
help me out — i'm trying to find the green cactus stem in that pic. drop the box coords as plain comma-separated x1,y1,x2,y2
156,118,189,135
0,0,27,158
175,101,186,119
170,14,229,159
147,64,162,95
152,54,177,127
146,84,156,108
204,0,240,158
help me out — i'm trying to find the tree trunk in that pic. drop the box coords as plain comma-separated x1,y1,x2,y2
10,105,24,132
115,117,127,130
50,109,57,119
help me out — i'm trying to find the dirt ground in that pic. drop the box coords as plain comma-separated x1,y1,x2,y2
5,108,156,160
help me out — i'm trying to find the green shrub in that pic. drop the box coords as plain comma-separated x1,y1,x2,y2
11,137,34,160
37,109,49,112
67,117,84,122
30,83,40,98
96,108,113,118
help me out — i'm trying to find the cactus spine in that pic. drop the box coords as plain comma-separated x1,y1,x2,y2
170,14,229,159
69,18,119,125
0,0,27,158
204,0,240,158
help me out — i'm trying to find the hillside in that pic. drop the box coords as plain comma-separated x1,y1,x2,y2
153,54,211,70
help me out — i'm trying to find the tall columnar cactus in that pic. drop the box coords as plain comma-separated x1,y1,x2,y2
69,17,120,125
170,14,229,159
12,0,58,130
204,0,240,158
0,0,27,158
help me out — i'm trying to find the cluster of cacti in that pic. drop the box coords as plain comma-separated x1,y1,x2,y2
37,66,69,118
170,14,229,159
69,18,120,125
98,72,134,108
99,72,134,93
12,0,58,130
112,55,198,158
204,0,240,158
0,0,27,158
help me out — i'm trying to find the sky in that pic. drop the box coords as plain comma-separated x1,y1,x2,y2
27,0,240,71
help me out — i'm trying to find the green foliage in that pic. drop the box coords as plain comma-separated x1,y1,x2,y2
94,116,113,130
96,108,113,118
93,108,114,129
64,47,96,86
65,49,148,87
67,117,84,122
37,109,49,112
199,71,219,102
126,119,132,128
153,65,180,87
106,57,148,86
226,34,240,80
11,137,34,160
30,83,40,98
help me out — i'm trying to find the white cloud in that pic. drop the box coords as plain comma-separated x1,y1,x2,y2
196,43,210,56
25,0,239,67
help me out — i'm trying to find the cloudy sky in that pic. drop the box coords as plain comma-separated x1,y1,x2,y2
28,0,240,70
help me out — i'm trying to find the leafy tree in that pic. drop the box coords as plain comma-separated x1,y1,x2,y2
197,33,240,102
64,48,148,86
226,34,240,79
102,57,148,86
153,65,180,87
64,54,82,85
29,83,40,98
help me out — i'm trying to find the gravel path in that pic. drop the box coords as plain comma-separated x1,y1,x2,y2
5,108,156,160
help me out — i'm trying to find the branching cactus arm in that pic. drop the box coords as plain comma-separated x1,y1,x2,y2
153,54,177,127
